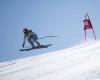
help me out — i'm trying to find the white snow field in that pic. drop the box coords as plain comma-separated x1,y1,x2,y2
0,40,100,80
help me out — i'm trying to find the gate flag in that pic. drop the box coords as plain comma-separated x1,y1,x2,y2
83,13,96,40
83,19,92,30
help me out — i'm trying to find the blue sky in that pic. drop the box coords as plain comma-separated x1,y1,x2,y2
0,0,100,62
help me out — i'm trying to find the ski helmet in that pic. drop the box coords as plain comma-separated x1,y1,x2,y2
23,28,28,33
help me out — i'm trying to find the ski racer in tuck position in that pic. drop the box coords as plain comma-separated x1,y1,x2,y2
22,28,40,48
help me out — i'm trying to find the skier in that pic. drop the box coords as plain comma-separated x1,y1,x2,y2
22,28,40,48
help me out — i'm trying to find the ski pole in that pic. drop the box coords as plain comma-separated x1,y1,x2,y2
38,36,58,39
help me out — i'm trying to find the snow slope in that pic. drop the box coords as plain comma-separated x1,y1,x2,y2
0,40,100,80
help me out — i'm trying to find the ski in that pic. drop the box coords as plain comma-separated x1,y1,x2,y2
19,44,52,51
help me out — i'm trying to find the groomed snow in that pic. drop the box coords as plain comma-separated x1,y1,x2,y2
0,40,100,80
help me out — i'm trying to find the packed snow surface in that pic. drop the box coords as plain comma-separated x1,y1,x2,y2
0,40,100,80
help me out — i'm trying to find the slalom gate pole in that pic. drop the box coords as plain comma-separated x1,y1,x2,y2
85,30,86,41
92,28,96,40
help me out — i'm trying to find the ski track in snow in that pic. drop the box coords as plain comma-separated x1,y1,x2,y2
0,40,100,80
